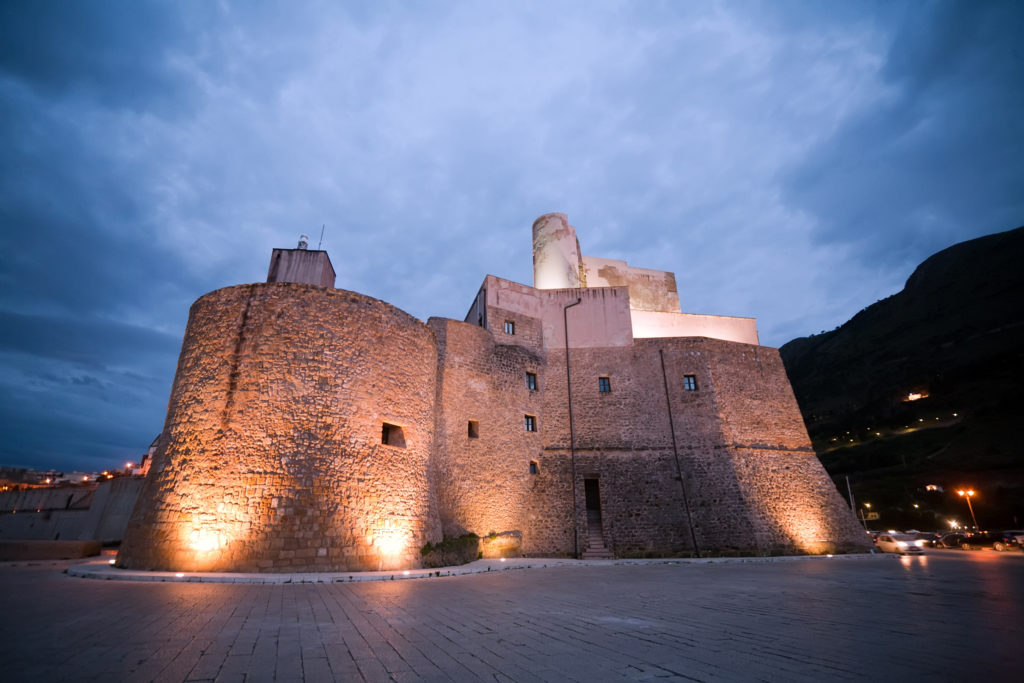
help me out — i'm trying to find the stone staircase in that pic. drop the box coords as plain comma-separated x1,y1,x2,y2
581,511,613,560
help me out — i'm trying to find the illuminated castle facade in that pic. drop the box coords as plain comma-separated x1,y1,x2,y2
117,213,870,572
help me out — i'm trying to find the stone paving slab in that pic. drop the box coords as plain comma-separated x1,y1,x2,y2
2,550,1022,681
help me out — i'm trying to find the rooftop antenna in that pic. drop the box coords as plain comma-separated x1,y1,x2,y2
317,224,325,251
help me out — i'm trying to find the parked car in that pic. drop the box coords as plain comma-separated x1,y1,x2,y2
875,533,925,554
1003,530,1024,548
936,533,968,549
960,531,1021,551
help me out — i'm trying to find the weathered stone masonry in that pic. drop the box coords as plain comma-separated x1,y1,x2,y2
119,218,870,572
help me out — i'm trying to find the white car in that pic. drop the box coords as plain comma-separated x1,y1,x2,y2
875,533,925,554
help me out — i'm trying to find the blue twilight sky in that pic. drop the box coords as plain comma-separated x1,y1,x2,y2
1,1,1022,472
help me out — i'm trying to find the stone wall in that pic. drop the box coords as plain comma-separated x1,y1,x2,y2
118,276,868,573
429,318,550,552
117,283,442,572
526,338,871,556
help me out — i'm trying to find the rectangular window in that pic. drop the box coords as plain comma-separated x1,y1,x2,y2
683,375,698,391
468,420,479,439
526,372,537,391
524,414,537,432
504,320,515,335
598,377,611,393
381,423,406,448
529,461,539,475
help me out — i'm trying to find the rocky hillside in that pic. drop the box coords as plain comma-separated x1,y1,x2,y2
780,226,1024,530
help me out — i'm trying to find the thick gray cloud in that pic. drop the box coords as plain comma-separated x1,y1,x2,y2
1,1,1020,471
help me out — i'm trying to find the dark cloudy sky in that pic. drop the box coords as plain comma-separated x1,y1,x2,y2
1,1,1021,473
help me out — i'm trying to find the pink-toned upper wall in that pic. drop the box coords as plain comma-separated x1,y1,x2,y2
479,275,634,349
469,275,759,348
631,310,759,346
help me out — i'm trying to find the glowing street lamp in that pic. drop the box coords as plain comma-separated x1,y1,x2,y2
956,489,980,530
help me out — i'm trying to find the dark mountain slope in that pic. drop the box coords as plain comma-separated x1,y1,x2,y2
780,226,1024,529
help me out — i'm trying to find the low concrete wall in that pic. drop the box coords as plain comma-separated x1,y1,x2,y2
0,478,145,543
0,540,102,560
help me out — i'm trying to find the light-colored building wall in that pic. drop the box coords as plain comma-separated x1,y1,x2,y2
532,213,582,289
631,310,759,346
581,255,681,313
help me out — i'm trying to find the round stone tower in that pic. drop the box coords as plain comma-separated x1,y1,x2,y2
532,212,583,289
117,282,442,572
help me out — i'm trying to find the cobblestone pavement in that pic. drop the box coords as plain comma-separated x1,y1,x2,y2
1,551,1021,681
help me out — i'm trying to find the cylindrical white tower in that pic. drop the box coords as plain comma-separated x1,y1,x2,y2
532,213,582,289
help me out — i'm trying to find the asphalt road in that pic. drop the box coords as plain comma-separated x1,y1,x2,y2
1,550,1021,681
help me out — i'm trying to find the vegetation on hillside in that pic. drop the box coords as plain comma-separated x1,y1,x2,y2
780,226,1024,530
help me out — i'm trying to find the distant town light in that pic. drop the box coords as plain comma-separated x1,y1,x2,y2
907,393,923,401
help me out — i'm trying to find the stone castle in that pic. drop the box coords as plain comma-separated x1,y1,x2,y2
118,213,870,572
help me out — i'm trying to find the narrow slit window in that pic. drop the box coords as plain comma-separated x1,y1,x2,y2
381,422,406,448
683,375,698,391
504,320,515,335
524,414,537,432
529,461,539,475
526,372,537,391
468,420,479,439
598,377,611,393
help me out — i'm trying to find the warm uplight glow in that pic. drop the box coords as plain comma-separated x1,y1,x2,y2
372,520,413,570
374,531,404,557
189,529,224,554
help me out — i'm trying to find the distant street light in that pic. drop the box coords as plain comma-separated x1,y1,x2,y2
956,489,980,530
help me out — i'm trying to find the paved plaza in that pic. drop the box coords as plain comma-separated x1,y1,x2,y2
1,551,1022,681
